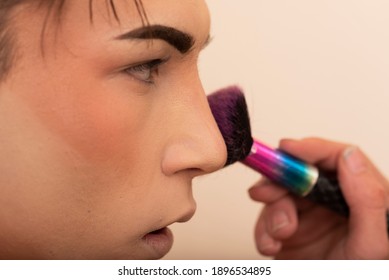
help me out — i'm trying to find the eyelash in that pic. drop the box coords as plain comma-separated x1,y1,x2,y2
124,58,169,84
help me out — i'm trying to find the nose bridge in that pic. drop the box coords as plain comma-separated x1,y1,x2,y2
161,81,227,176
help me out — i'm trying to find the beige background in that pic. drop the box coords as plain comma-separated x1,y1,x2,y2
164,0,389,259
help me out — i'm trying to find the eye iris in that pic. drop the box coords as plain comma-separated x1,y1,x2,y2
130,64,152,81
126,59,165,83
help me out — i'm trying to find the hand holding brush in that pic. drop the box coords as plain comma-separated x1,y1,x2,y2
208,86,389,259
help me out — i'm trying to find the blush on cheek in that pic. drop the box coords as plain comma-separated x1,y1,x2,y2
20,77,150,163
58,97,149,162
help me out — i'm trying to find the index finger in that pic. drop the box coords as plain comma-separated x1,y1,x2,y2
279,138,350,170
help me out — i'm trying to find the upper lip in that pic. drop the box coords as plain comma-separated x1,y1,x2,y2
145,227,167,235
143,207,196,236
141,223,165,236
143,200,196,236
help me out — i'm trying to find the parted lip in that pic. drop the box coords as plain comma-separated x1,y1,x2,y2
145,227,169,236
140,205,196,257
141,226,174,259
145,205,196,235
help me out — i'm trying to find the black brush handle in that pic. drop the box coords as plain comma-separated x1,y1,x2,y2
305,173,389,235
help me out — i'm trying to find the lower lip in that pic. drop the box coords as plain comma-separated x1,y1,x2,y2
142,227,174,258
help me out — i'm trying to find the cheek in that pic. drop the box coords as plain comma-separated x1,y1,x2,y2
54,91,140,161
19,73,150,163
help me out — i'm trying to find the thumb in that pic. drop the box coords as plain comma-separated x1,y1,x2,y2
339,146,388,259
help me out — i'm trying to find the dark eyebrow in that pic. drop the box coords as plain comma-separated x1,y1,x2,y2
115,25,195,54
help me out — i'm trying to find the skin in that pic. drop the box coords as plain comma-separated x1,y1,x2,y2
250,138,389,259
0,0,226,259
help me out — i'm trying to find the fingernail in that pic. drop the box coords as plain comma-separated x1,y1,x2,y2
343,146,367,174
249,177,270,189
280,138,297,142
279,138,298,146
259,232,279,251
271,211,289,232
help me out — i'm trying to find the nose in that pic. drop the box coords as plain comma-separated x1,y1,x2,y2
161,83,227,177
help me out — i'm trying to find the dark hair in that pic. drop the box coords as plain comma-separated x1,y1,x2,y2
0,0,148,81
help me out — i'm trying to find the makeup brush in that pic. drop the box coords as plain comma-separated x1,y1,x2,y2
208,86,389,233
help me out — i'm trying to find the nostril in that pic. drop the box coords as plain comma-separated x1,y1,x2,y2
161,142,214,176
187,168,203,177
161,141,227,176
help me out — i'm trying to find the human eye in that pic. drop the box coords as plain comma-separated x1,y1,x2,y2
124,58,169,84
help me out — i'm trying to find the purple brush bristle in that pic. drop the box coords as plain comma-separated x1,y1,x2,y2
207,86,254,166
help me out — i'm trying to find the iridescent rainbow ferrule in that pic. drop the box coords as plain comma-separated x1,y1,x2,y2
242,139,319,196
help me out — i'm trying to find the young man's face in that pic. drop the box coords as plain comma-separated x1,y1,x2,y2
0,0,226,259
